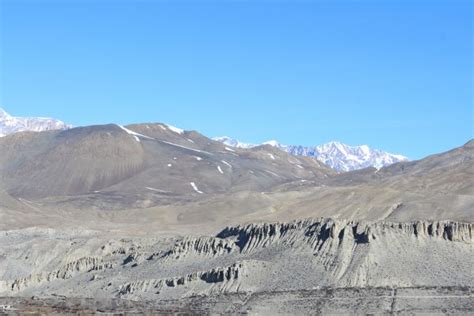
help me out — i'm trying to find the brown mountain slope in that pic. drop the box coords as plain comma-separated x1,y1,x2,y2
0,125,471,233
0,123,332,206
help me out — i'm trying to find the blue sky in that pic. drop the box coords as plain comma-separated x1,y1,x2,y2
0,0,472,159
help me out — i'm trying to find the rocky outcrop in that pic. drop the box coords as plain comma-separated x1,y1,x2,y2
1,218,471,298
217,219,317,253
213,219,473,288
200,263,242,284
217,218,472,255
390,221,472,242
164,237,237,259
4,257,112,292
118,263,244,296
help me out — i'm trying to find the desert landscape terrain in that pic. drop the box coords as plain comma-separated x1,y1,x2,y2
0,124,472,314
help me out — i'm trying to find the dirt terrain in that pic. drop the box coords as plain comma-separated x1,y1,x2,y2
0,125,472,314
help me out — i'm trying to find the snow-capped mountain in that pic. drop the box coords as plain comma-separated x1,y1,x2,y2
0,107,407,172
213,136,408,172
0,108,71,137
212,136,257,149
286,142,408,172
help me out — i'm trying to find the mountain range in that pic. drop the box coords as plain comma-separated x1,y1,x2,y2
0,108,408,172
0,108,71,137
214,136,408,171
0,121,471,227
0,114,472,313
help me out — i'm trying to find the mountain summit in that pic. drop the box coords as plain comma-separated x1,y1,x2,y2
213,137,408,171
0,108,71,137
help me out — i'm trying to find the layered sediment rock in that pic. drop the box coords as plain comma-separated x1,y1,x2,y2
2,257,112,292
118,263,244,296
0,218,472,298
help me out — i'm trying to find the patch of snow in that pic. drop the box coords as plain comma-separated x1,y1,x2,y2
263,140,282,148
166,124,184,134
195,156,203,161
217,166,224,174
392,154,408,160
159,125,167,131
212,136,256,148
296,165,304,169
187,138,195,143
159,140,212,155
224,147,236,152
190,182,203,194
359,145,370,156
145,187,170,193
168,164,172,167
117,125,154,141
265,170,282,178
221,160,232,168
267,153,275,160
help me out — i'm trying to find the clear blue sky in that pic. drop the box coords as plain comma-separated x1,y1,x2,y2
0,0,472,159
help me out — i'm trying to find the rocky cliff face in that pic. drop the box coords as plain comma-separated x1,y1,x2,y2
1,218,471,300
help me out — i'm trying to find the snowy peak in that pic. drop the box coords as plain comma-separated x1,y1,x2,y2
262,140,284,148
308,141,408,171
271,141,408,172
0,108,71,137
212,136,256,149
0,108,407,172
214,137,408,172
0,108,10,119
